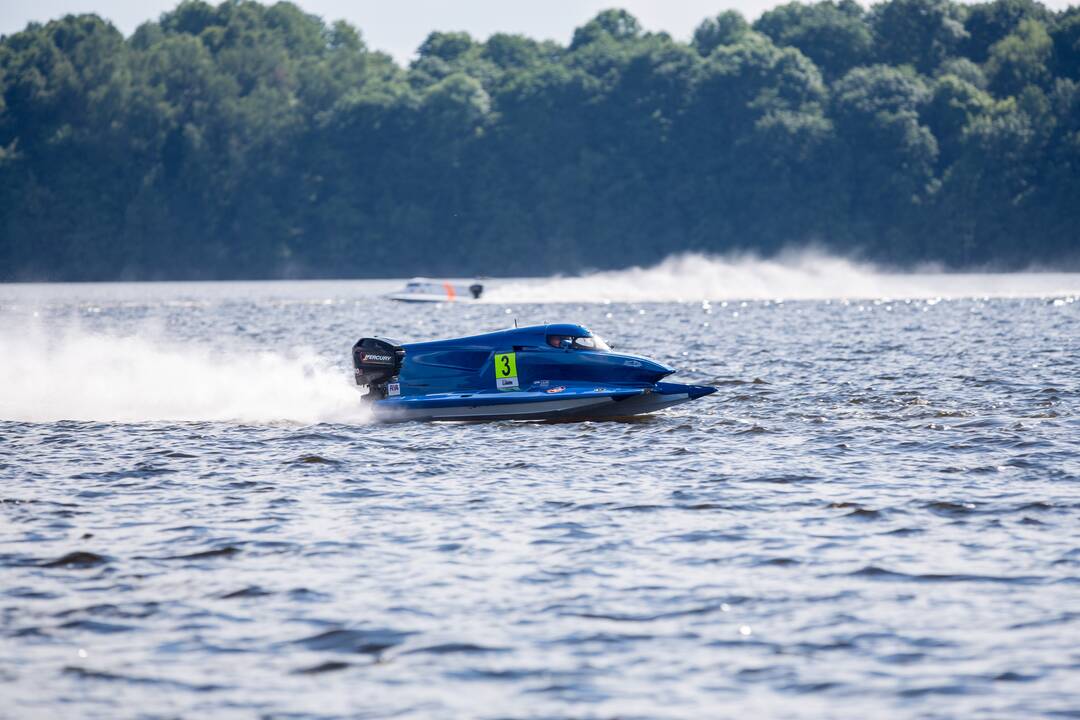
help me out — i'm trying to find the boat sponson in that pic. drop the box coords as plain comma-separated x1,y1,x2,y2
375,384,645,410
370,382,716,421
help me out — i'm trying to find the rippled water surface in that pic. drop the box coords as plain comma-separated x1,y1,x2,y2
2,270,1079,719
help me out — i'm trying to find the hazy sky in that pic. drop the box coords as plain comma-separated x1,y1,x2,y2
4,0,1073,65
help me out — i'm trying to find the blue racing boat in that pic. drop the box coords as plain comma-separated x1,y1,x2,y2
352,324,716,421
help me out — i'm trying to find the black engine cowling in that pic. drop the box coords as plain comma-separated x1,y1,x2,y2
352,337,404,396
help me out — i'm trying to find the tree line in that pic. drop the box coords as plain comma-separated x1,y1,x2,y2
1,0,1079,280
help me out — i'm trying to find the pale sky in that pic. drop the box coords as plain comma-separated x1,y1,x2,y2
4,0,1072,65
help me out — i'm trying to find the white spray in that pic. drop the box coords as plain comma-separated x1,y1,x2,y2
485,252,1079,303
0,324,367,424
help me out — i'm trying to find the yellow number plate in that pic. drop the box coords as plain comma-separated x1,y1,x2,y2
494,352,518,390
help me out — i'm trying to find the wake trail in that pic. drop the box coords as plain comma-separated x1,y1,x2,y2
0,325,367,424
484,252,1079,303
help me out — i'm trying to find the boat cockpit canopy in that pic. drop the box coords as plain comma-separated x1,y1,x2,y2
546,333,611,351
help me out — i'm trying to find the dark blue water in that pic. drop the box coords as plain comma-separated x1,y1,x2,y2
1,273,1079,718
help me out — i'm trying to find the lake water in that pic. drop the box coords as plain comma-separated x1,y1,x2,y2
2,258,1079,718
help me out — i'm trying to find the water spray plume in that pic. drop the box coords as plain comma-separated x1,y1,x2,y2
0,326,367,424
486,252,1078,303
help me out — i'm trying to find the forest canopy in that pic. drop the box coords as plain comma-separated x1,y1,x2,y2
1,0,1079,280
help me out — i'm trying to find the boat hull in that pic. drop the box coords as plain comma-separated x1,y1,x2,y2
385,292,478,303
369,382,714,422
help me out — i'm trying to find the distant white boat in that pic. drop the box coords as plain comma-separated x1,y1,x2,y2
386,278,484,303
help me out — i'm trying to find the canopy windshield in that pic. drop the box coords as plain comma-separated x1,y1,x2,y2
546,334,611,351
405,282,442,293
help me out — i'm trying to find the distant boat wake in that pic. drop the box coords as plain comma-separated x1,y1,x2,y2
485,252,1079,303
0,326,367,424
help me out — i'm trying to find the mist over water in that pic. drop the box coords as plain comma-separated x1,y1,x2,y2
486,253,1080,303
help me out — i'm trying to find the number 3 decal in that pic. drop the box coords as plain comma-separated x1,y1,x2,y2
494,352,519,390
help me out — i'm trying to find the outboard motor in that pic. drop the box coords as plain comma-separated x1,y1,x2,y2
469,283,483,300
352,337,405,399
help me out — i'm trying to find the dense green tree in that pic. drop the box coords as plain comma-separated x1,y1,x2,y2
1052,10,1080,78
482,33,545,70
938,98,1039,263
831,65,938,253
570,9,642,50
693,11,751,56
870,0,967,74
962,0,1051,63
935,57,988,88
754,0,873,79
1033,79,1080,258
1,0,1078,280
986,18,1053,96
924,73,994,165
